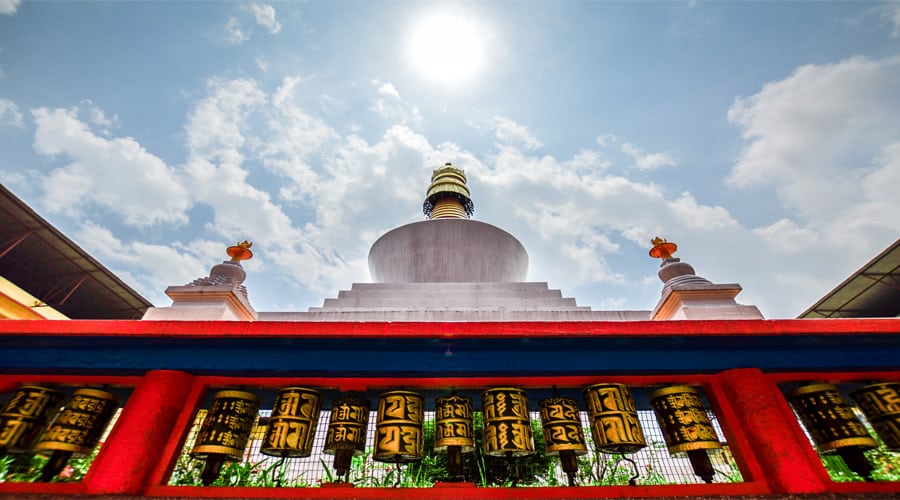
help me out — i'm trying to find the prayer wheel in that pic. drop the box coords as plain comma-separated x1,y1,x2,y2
583,383,647,454
0,385,64,453
190,390,260,485
34,388,119,482
435,394,475,452
788,383,876,480
539,395,587,486
434,394,475,480
482,387,534,457
539,395,587,455
261,387,322,458
373,390,424,463
850,381,900,451
323,395,370,481
649,385,720,483
788,383,877,453
34,388,118,456
191,390,260,460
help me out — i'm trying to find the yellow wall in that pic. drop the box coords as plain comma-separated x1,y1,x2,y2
0,275,68,319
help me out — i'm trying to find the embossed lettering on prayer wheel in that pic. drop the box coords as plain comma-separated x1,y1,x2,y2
482,387,534,457
789,383,876,453
539,396,587,455
373,391,424,463
324,396,370,455
34,388,118,456
434,394,475,453
649,385,721,454
851,381,900,450
261,387,322,458
583,383,647,454
191,390,260,461
0,385,64,453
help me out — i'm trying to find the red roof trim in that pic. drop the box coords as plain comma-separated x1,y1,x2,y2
1,318,898,338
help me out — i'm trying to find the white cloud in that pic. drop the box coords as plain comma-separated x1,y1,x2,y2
727,55,900,222
0,98,23,127
0,0,20,15
620,141,677,170
185,78,265,167
470,137,741,290
368,80,421,126
181,78,361,296
225,17,248,45
248,3,282,34
594,134,676,171
259,79,339,202
31,105,190,226
376,82,401,100
722,55,900,313
488,116,543,150
880,1,900,37
671,192,736,229
753,218,819,253
73,221,213,306
272,75,303,107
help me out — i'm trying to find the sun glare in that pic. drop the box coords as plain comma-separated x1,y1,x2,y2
408,11,487,88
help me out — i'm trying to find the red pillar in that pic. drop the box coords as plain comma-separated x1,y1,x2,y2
83,370,195,495
714,368,831,494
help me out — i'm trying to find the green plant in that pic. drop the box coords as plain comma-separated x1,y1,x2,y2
0,455,14,482
867,446,900,482
169,454,204,486
818,423,900,483
0,453,47,483
170,455,307,487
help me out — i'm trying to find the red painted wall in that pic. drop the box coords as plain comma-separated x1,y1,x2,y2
1,318,899,497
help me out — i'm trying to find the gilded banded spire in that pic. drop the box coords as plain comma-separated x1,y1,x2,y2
423,163,475,219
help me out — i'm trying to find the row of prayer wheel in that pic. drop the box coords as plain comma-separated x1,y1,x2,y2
3,380,896,485
0,385,119,481
189,384,728,485
787,381,900,481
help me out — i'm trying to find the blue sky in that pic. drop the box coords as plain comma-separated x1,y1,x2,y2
1,0,899,318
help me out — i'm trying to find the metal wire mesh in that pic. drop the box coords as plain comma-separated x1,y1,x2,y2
169,405,743,487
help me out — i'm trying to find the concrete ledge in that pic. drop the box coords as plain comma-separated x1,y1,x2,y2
652,284,763,320
142,285,258,321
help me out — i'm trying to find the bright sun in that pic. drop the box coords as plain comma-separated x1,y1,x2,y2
408,11,487,88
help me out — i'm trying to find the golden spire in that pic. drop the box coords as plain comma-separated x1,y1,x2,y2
226,241,253,262
649,237,677,260
423,163,474,219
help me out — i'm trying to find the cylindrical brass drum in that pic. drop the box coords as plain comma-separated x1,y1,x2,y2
482,387,534,457
583,383,646,454
788,383,876,453
850,381,900,450
373,390,424,463
190,390,260,461
538,395,587,456
261,387,322,458
34,388,118,456
649,385,721,454
434,394,475,453
0,385,64,453
323,396,370,456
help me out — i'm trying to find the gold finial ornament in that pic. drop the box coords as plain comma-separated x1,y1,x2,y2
423,163,474,219
227,241,253,262
649,237,677,260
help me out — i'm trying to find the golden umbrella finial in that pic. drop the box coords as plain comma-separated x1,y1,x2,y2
227,241,253,262
649,237,677,260
423,163,474,219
